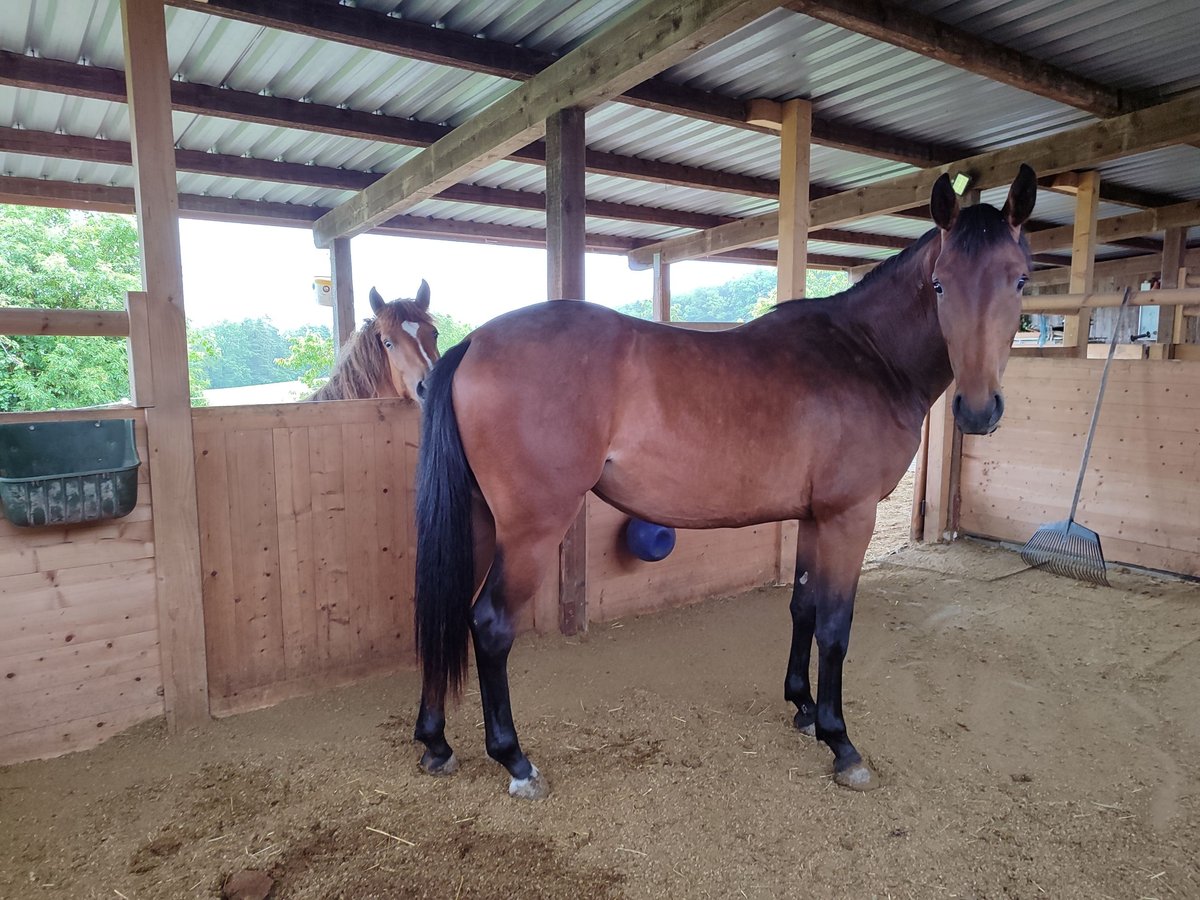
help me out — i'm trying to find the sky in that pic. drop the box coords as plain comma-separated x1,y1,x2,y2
177,219,772,332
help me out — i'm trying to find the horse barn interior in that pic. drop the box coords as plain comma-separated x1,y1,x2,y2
1,0,1199,897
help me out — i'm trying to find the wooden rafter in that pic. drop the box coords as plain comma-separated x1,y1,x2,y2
0,50,779,200
0,127,905,247
628,91,1200,267
168,0,963,167
312,0,787,246
784,0,1144,118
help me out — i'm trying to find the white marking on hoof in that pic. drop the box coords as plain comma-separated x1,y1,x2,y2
508,764,550,800
834,762,880,791
421,752,458,777
798,723,816,738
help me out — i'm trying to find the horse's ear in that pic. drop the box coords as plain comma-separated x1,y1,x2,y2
1001,163,1037,231
930,173,959,232
415,279,431,312
369,287,384,315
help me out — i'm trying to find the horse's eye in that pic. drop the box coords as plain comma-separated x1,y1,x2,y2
432,330,439,340
383,340,393,349
932,279,943,296
1017,276,1028,291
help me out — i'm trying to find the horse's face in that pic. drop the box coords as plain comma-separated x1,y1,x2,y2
370,280,441,402
930,165,1037,435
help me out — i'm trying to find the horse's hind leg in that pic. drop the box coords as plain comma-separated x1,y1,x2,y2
471,524,570,800
414,495,496,776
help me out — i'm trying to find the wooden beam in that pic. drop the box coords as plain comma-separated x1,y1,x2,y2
1030,248,1200,289
546,108,587,303
1028,198,1200,254
546,107,588,637
0,50,781,200
125,291,153,407
0,307,129,337
1062,171,1101,352
312,0,782,245
777,99,812,302
1022,287,1200,315
331,239,355,347
120,0,209,730
628,91,1200,267
1155,228,1187,345
652,253,671,322
922,390,957,544
168,0,962,168
784,0,1140,118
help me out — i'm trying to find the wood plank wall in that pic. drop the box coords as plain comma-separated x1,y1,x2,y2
960,357,1200,577
0,408,163,765
586,496,789,622
191,399,420,716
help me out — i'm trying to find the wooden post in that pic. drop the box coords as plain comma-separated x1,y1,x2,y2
777,98,812,302
1156,227,1186,347
652,252,671,322
331,237,356,346
546,107,587,635
120,0,209,729
125,290,153,407
1062,170,1101,354
922,388,957,544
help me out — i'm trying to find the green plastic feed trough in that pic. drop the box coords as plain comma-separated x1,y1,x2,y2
0,419,141,527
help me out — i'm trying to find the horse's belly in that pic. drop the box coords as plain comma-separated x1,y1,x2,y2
593,443,810,529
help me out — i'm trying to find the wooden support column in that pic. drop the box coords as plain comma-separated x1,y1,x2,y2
331,238,356,346
125,290,153,407
777,98,812,302
1062,170,1101,353
546,107,587,635
1157,227,1186,347
120,0,209,729
922,389,957,543
652,252,671,322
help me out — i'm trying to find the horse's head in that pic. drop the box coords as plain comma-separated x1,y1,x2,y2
929,164,1037,435
370,280,441,402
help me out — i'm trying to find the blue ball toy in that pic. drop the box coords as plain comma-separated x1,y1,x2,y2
624,517,676,562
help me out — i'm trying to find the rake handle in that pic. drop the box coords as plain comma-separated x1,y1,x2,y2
1067,287,1131,521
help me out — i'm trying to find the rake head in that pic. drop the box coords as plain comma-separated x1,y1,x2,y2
1020,519,1109,586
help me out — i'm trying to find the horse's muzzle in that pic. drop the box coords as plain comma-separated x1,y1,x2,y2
953,391,1004,435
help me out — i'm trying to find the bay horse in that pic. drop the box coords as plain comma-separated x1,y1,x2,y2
308,280,440,401
414,166,1038,799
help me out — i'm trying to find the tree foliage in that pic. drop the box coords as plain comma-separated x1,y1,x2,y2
0,205,214,411
617,267,851,323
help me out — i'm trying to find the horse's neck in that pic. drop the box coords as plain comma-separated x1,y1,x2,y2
841,239,953,414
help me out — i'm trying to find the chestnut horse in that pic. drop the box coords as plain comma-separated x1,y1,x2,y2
309,280,440,401
414,166,1038,799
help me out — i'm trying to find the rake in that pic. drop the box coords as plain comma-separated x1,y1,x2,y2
1020,287,1132,586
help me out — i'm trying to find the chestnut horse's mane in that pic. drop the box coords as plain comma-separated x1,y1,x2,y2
308,299,435,401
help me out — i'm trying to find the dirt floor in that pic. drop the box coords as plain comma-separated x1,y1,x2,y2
3,479,1198,900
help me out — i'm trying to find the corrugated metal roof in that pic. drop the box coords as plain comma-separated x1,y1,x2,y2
1,0,1197,267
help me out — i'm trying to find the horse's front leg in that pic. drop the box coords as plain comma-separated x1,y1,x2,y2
785,519,818,737
798,501,879,790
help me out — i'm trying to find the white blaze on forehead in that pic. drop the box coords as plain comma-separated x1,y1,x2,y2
401,320,434,368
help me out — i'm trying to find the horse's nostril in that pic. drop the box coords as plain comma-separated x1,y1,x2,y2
952,394,963,417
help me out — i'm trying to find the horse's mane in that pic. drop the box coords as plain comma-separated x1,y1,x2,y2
309,299,435,401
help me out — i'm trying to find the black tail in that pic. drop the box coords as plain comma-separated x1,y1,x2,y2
414,339,475,706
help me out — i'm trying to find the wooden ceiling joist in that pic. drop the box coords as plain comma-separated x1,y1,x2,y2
628,91,1200,267
168,0,964,167
784,0,1143,118
1027,199,1200,255
0,50,780,200
311,0,788,246
0,128,916,251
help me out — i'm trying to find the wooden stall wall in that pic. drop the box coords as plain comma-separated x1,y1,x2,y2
959,358,1200,577
586,496,792,623
192,399,420,716
0,408,162,765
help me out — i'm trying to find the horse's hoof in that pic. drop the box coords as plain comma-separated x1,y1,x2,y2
420,751,459,777
796,722,816,738
834,762,880,791
508,764,550,800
